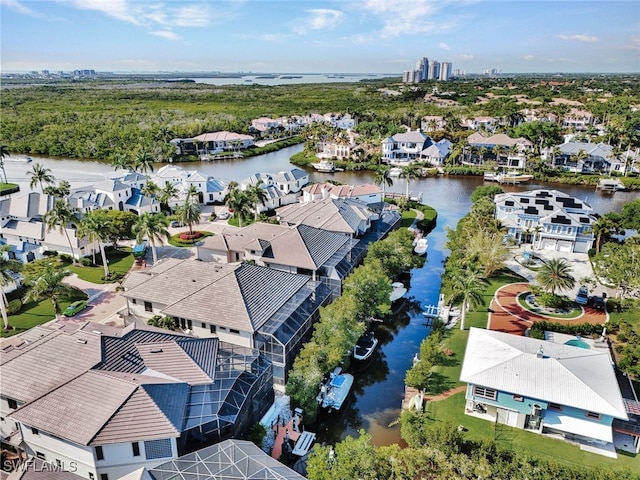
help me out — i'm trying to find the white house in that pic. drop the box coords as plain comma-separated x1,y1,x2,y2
301,183,382,205
153,165,228,206
382,130,432,164
467,132,533,169
192,131,255,153
419,138,452,166
494,189,596,253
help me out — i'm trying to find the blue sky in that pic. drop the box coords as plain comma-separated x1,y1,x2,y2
1,0,638,74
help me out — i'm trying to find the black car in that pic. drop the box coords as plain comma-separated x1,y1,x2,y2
591,296,605,311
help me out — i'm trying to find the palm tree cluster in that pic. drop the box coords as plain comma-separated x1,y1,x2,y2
225,181,268,227
535,258,576,296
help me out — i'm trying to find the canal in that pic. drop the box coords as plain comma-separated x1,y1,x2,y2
5,147,638,446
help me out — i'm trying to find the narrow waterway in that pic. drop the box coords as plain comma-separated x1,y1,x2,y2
6,148,638,446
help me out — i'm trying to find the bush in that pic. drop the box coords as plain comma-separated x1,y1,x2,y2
7,299,22,315
79,257,93,267
537,293,570,309
179,232,203,241
42,250,58,257
101,272,125,283
60,254,73,263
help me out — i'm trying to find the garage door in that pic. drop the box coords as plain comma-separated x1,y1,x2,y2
541,239,556,250
558,241,572,252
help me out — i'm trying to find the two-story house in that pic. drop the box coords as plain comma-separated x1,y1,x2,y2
381,130,432,165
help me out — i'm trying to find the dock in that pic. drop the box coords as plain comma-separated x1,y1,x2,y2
402,385,424,411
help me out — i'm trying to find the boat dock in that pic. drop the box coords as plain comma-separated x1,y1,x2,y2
597,179,626,192
402,385,424,411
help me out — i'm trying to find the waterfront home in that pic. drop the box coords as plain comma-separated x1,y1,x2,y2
562,108,596,131
552,141,622,173
153,165,228,205
69,178,161,215
0,192,88,262
467,132,533,169
418,138,452,166
1,322,272,479
460,328,630,457
494,189,595,253
249,117,281,137
239,169,309,211
191,131,255,153
121,258,332,385
316,130,360,160
302,182,382,205
323,112,357,129
381,129,433,164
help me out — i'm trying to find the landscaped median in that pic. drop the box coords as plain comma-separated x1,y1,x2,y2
167,230,213,247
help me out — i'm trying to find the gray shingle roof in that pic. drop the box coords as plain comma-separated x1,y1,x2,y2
276,197,372,235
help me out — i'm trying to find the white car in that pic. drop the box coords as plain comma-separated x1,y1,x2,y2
217,211,230,220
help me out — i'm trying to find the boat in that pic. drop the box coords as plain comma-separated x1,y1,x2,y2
353,332,378,361
389,281,407,302
4,156,32,163
496,171,533,184
413,237,428,255
597,178,626,192
311,160,335,172
317,367,353,411
388,167,403,177
483,172,498,182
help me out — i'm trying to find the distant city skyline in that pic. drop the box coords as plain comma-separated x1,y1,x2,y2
0,0,638,74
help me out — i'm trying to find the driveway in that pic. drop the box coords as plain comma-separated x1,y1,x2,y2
58,274,126,329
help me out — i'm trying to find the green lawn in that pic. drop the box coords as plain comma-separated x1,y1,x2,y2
400,209,417,228
2,291,88,338
68,247,134,284
427,393,639,472
167,230,214,247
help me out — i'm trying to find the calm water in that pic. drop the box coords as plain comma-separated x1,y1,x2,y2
186,74,393,86
7,148,638,446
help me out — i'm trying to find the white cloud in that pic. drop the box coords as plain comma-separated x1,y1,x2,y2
523,55,535,61
65,0,143,25
0,0,41,16
150,30,180,40
558,34,598,43
294,8,344,34
363,0,448,37
439,42,450,50
459,53,474,61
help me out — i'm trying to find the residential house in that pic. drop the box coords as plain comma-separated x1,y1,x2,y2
122,258,332,385
420,116,446,132
563,108,595,131
196,223,355,299
462,116,499,132
238,169,309,212
191,132,255,154
460,328,629,456
153,165,228,206
69,179,161,215
324,113,357,130
553,142,614,173
467,132,533,169
381,130,432,165
494,189,595,253
1,322,272,479
249,117,281,137
301,183,382,205
316,130,360,160
418,138,452,166
0,192,88,262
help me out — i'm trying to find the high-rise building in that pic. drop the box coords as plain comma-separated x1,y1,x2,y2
439,62,452,81
416,57,429,81
402,55,453,83
428,61,440,80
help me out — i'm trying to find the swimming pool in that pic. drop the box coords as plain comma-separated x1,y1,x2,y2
564,339,590,349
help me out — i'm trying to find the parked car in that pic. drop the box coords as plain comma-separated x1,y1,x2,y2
218,211,230,220
63,300,87,317
170,220,181,228
575,286,589,305
591,296,605,311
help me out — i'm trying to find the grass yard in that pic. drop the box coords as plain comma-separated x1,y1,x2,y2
68,247,134,284
2,290,88,338
400,209,417,228
427,393,639,472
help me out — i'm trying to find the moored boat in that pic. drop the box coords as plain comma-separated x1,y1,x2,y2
388,167,403,177
389,281,407,302
496,171,533,184
353,332,378,361
317,367,353,411
311,160,335,172
596,178,626,192
413,237,428,255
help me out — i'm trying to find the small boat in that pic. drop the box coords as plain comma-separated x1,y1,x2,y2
311,160,335,172
353,332,378,361
389,281,407,302
483,172,498,182
388,167,403,177
4,156,32,163
317,367,353,411
597,178,626,192
496,171,533,184
413,237,428,255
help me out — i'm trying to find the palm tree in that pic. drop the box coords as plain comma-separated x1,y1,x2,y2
478,147,488,165
0,144,9,184
132,213,170,264
133,147,154,174
185,184,199,204
44,200,79,261
591,213,622,254
78,211,113,277
24,260,75,322
226,186,253,228
141,180,160,199
0,245,22,330
400,165,420,199
246,181,268,220
536,258,576,296
176,201,201,236
373,166,394,197
492,145,503,165
28,162,56,192
550,145,562,168
159,181,179,213
43,180,71,199
446,269,488,330
110,152,134,172
572,149,588,172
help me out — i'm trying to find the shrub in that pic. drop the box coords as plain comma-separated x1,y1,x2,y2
79,257,93,267
7,299,22,315
537,293,569,309
60,254,73,263
179,232,203,241
42,250,58,257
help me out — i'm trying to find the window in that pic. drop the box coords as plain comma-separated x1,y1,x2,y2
144,439,172,459
36,452,46,460
144,301,152,312
209,325,216,334
473,385,497,401
131,299,137,304
548,403,563,412
230,328,240,335
132,442,140,457
95,446,104,460
585,411,601,420
31,427,39,435
7,399,17,409
89,474,95,480
201,322,206,329
512,395,523,402
101,474,109,480
187,319,192,329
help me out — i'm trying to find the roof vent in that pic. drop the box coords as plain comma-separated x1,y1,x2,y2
150,348,163,353
76,339,87,344
536,346,544,358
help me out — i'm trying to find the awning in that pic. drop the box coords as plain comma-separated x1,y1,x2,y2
543,410,613,443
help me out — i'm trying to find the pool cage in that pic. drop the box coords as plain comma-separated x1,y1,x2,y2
255,278,333,386
178,342,273,455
